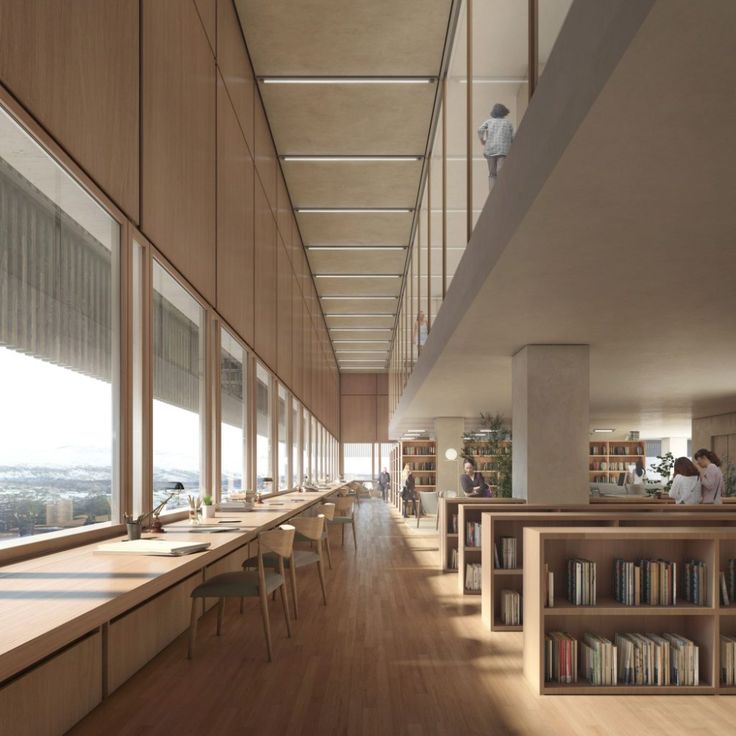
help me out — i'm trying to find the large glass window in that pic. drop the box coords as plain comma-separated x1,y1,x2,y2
255,362,272,492
277,383,288,490
311,415,318,482
220,329,246,501
152,262,205,511
0,106,120,545
303,410,311,482
292,399,301,487
343,443,373,481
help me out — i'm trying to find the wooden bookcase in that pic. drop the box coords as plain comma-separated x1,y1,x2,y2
523,526,736,695
400,440,436,511
481,510,736,631
589,440,646,485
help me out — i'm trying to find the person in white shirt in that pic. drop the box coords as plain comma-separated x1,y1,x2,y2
668,456,702,504
477,103,514,191
628,459,647,485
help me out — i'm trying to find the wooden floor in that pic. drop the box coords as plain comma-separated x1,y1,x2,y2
69,500,736,736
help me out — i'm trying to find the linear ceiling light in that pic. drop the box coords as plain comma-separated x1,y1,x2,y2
330,327,392,332
295,208,412,214
460,77,528,84
306,246,407,251
332,340,390,344
339,360,388,363
260,77,435,84
325,313,395,318
592,428,616,433
321,296,397,301
336,350,388,354
314,274,401,279
282,155,422,162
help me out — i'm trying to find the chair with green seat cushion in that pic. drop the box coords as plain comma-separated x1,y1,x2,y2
416,490,440,530
243,515,328,619
328,497,357,551
187,524,295,662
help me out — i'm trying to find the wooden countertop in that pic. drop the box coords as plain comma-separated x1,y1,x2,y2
0,486,340,683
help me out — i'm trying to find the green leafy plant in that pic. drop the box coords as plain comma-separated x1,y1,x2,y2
724,463,736,498
649,452,675,491
478,412,513,497
202,495,213,506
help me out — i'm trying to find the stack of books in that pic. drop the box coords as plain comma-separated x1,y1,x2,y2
581,634,617,685
726,559,736,603
465,562,481,591
466,521,481,548
494,536,517,569
613,558,678,606
683,560,707,606
567,558,596,605
449,548,458,570
720,635,736,685
451,514,458,533
500,590,521,625
544,632,578,683
615,633,699,686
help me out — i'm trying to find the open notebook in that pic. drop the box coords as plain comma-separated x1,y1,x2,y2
95,539,211,556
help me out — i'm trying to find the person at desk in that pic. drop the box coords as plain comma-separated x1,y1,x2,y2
694,449,724,504
460,458,492,497
668,457,702,505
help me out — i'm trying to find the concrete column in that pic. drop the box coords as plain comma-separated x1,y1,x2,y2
512,345,589,504
434,417,465,496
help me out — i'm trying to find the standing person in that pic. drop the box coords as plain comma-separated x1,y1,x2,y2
378,466,391,502
460,458,492,497
694,449,725,504
627,459,647,486
401,463,416,517
477,103,514,191
668,457,702,504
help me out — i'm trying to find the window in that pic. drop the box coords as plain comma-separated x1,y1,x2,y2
220,329,246,501
152,262,205,511
277,383,288,490
0,106,120,546
255,362,272,492
303,410,311,482
311,415,318,482
343,444,373,481
292,399,301,487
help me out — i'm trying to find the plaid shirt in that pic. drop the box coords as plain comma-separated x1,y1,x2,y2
478,117,514,157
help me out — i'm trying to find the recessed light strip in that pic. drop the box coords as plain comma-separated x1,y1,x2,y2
295,208,412,214
282,155,422,162
260,76,435,85
314,274,401,279
330,327,392,332
321,296,397,301
332,340,390,344
306,246,407,251
593,428,616,433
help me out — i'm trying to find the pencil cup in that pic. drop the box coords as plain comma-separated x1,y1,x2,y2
126,521,142,540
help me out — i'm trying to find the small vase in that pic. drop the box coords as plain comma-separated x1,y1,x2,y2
202,504,215,520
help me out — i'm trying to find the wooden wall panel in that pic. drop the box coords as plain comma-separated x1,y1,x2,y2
254,180,277,369
340,395,377,443
277,239,292,386
194,0,216,52
376,373,389,395
142,0,216,303
216,0,254,152
376,395,389,442
254,100,277,211
292,275,303,398
277,175,292,245
0,0,140,221
341,373,378,395
0,632,101,736
216,76,255,346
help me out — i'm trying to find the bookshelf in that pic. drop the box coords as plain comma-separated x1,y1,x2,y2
481,510,736,631
589,440,646,485
523,526,736,695
400,440,436,512
389,444,401,508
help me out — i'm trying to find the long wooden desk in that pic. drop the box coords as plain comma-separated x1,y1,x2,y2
0,485,344,735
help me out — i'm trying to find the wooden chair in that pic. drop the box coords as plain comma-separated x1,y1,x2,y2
416,490,440,530
187,524,295,662
328,497,357,551
243,516,328,620
319,502,336,569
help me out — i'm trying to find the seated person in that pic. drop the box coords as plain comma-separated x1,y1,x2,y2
460,459,492,497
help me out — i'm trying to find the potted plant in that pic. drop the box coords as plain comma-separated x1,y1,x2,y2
649,452,675,493
201,494,215,520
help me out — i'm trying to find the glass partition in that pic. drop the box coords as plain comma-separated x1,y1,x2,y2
0,105,120,542
220,328,246,501
152,262,205,511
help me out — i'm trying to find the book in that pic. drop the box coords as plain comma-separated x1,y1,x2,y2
494,543,500,569
720,571,730,606
567,558,596,606
95,539,211,556
500,589,521,625
721,635,736,685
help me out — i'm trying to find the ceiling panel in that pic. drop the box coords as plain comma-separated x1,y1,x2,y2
315,276,402,297
283,161,422,208
326,315,396,329
235,0,452,76
307,249,407,275
321,297,397,315
297,212,413,245
332,341,392,351
330,331,392,342
259,83,437,155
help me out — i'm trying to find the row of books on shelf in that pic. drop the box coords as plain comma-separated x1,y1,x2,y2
500,590,521,625
721,636,736,685
450,514,458,534
724,559,736,603
409,462,435,471
568,559,597,606
403,446,435,455
464,445,511,456
466,522,481,548
465,563,482,591
493,536,518,569
449,548,458,570
589,461,632,471
613,559,707,607
589,444,644,456
413,476,435,486
546,631,700,686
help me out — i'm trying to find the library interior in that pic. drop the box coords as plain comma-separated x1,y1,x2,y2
1,1,735,734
